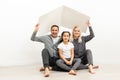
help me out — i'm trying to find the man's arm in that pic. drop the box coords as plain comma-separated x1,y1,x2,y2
31,24,41,41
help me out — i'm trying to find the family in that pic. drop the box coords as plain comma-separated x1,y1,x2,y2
31,21,99,77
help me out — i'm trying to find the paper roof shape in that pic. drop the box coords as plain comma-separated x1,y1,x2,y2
38,5,90,35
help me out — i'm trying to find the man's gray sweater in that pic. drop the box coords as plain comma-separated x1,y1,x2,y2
31,31,61,57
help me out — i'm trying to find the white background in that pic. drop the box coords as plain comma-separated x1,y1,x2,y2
0,0,120,66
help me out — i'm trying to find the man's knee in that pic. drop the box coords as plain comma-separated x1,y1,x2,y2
86,49,92,55
42,48,49,56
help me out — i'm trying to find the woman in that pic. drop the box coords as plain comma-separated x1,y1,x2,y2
71,21,99,74
56,31,81,75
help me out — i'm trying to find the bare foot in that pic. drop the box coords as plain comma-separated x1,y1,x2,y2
48,66,52,70
89,69,95,74
44,67,50,77
40,67,45,71
93,65,99,69
88,65,96,74
69,70,77,75
40,66,52,71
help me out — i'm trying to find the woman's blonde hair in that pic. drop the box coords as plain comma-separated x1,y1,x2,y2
70,26,82,43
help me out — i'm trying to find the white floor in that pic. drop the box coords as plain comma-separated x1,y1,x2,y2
0,64,120,80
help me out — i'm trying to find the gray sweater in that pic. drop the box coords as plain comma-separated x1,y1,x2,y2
31,31,61,57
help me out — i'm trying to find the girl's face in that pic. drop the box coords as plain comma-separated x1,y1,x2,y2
62,32,70,42
73,27,81,38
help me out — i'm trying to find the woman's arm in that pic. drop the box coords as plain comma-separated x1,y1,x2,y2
84,21,95,42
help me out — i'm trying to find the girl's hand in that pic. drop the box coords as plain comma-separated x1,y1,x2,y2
65,61,70,65
69,60,73,65
66,61,72,65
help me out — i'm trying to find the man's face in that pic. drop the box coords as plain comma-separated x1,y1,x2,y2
51,27,59,38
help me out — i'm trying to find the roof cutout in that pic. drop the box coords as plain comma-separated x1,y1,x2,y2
38,5,90,35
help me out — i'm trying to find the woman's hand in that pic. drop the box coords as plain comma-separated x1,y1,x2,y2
86,20,90,27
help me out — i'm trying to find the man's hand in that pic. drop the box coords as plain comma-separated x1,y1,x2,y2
34,24,40,32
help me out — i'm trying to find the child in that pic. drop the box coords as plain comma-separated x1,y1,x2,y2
56,31,81,75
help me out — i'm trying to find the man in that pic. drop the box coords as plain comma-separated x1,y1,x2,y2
31,24,61,77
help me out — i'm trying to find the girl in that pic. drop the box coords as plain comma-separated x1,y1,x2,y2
56,31,81,75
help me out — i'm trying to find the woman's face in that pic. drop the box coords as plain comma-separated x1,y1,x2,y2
73,27,81,38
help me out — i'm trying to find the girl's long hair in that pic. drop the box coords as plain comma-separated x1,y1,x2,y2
60,31,71,42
